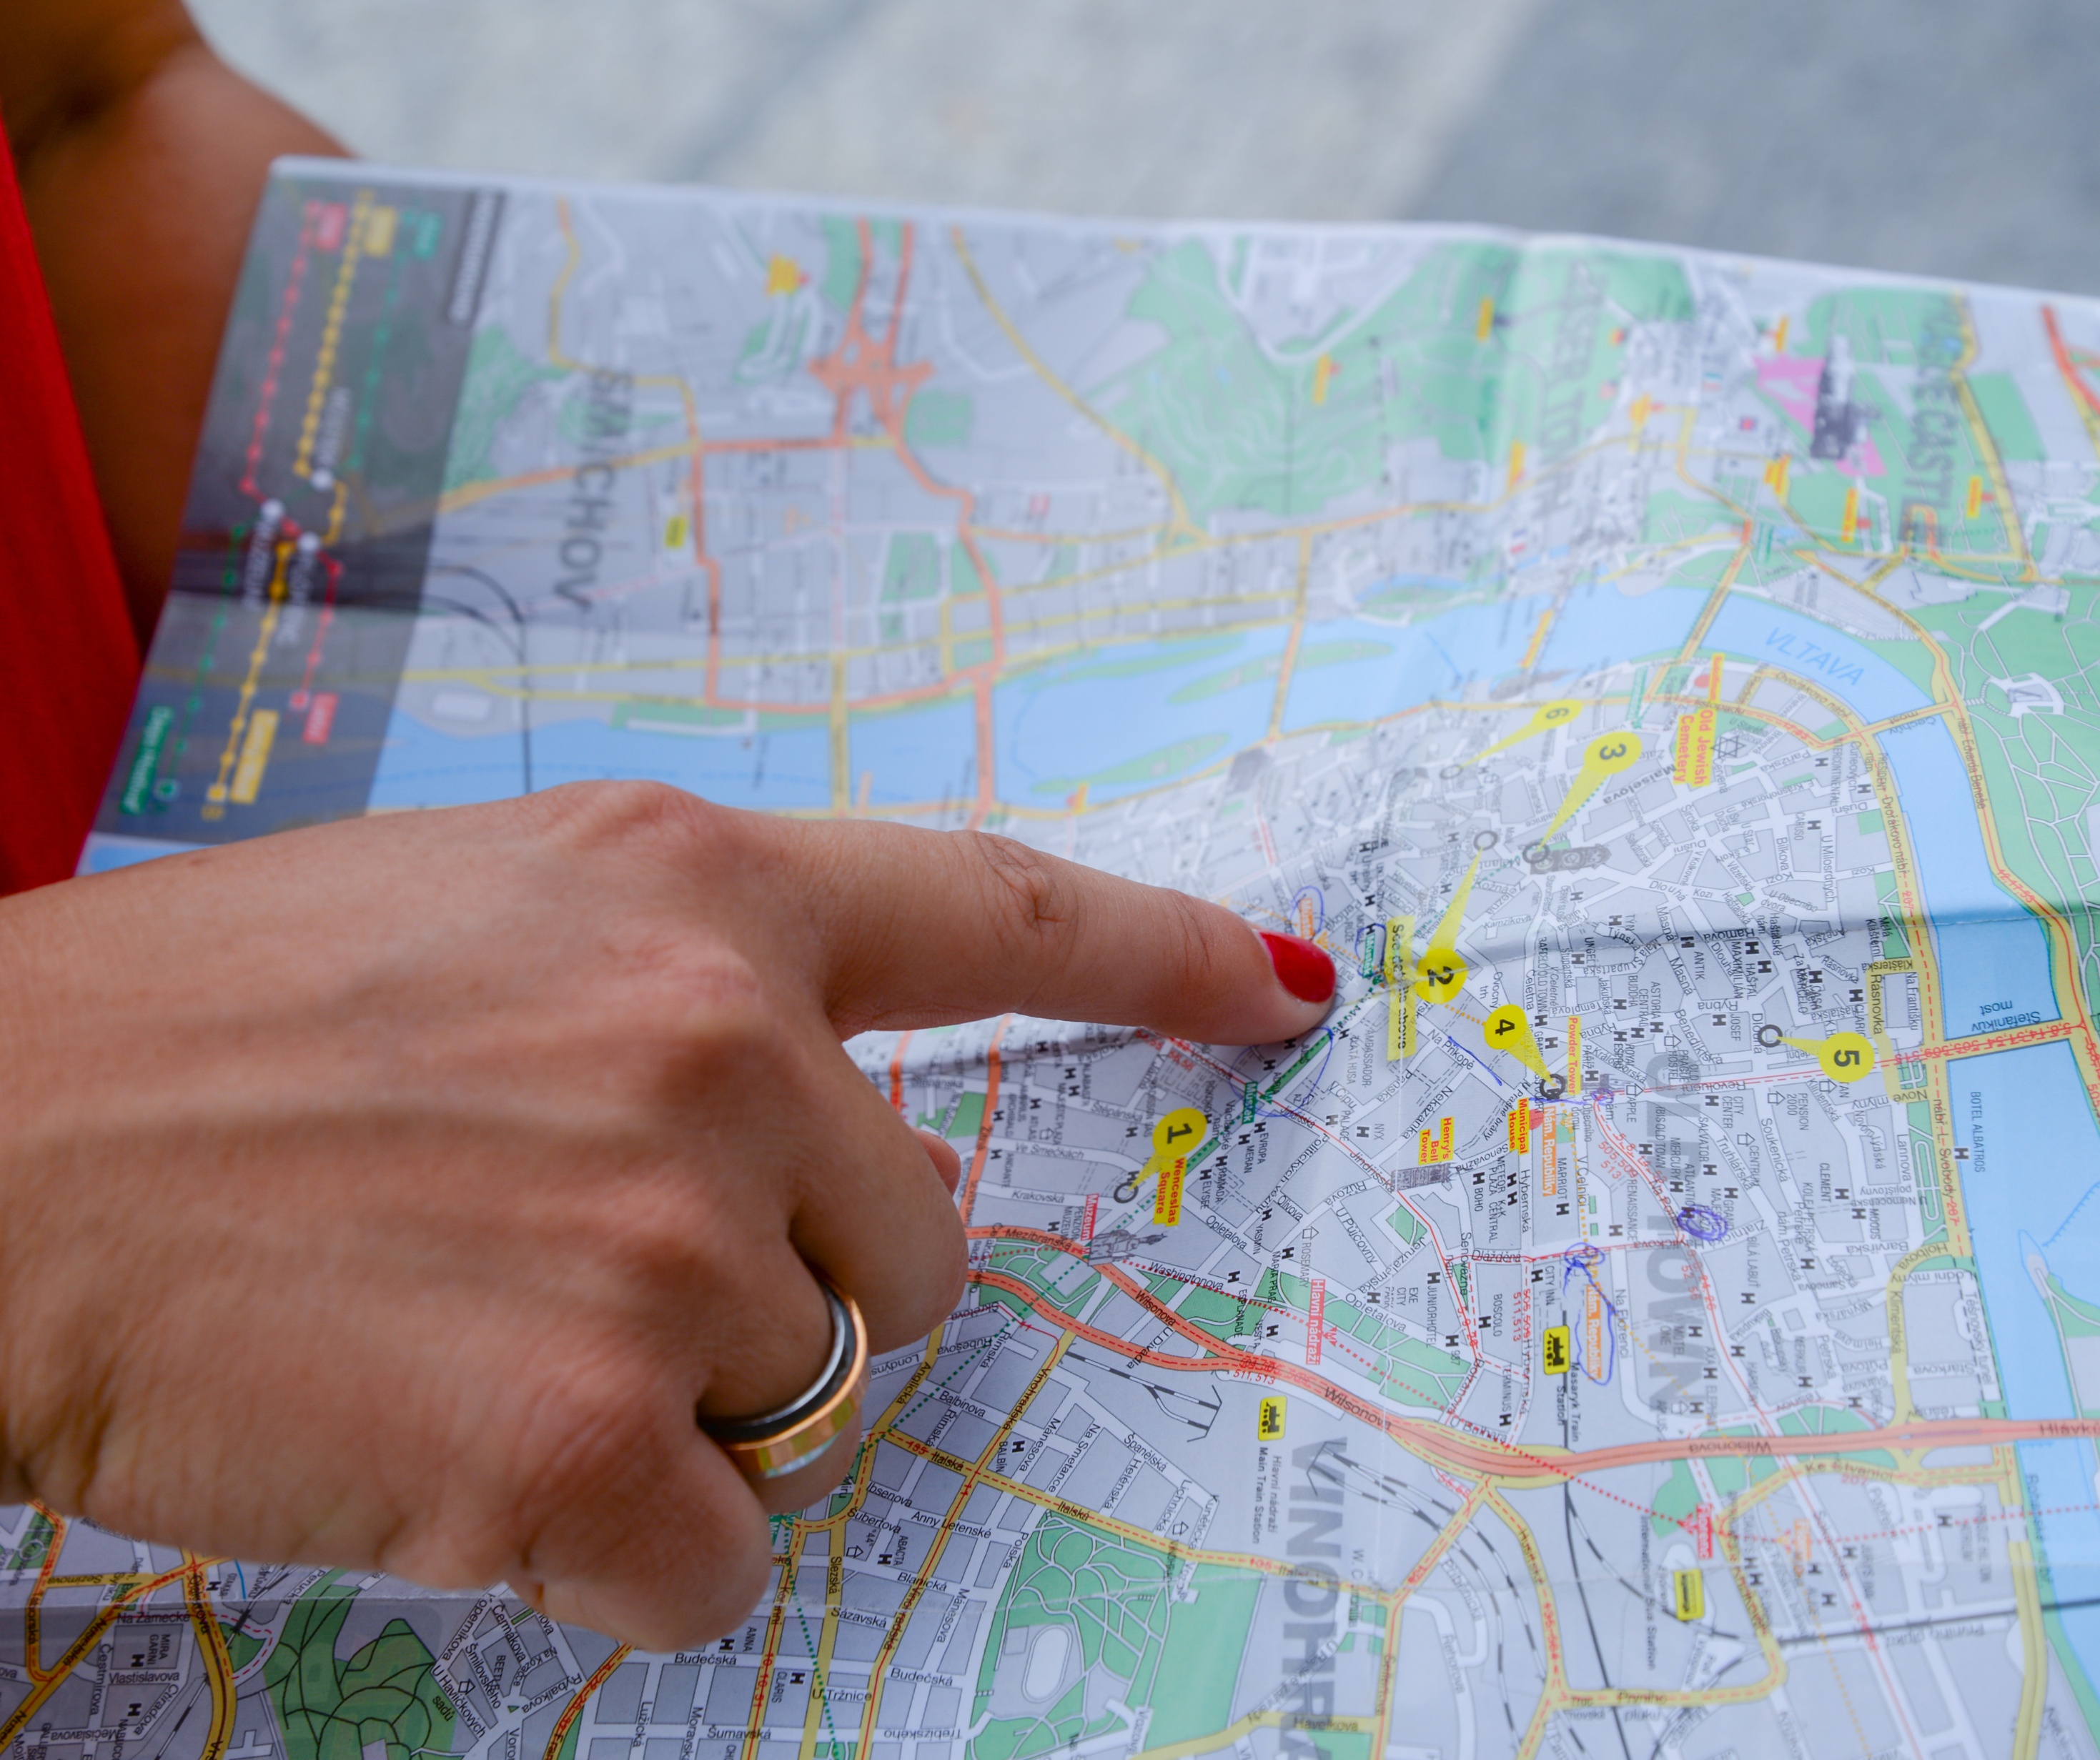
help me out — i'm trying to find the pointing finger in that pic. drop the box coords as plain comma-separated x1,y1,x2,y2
780,820,1334,1043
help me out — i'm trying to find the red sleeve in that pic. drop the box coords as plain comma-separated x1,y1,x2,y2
0,120,142,895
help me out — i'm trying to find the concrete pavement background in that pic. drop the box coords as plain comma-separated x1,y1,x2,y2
192,0,2100,294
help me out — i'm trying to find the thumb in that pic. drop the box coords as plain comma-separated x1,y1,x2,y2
780,821,1336,1042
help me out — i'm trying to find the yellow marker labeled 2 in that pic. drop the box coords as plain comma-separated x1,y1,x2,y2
1414,948,1469,1006
1413,855,1481,1006
1484,1005,1550,1079
1539,732,1643,845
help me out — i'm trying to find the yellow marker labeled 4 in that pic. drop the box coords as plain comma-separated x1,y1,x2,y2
1484,1004,1550,1080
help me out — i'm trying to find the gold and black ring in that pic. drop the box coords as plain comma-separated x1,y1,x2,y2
699,1281,868,1483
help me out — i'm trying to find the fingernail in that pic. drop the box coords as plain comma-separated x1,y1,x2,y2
1260,932,1336,1005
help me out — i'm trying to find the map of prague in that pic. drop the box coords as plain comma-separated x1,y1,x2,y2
16,158,2100,1760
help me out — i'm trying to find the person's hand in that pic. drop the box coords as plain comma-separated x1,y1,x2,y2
0,782,1334,1649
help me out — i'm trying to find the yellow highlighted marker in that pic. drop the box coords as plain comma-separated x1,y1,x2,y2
1312,354,1337,405
1542,1326,1570,1376
1145,1107,1206,1225
1415,951,1467,1007
1388,993,1415,1061
1773,315,1790,354
1840,482,1861,545
765,254,805,296
665,514,689,550
1770,1029,1876,1083
1418,1116,1456,1166
1413,855,1482,1008
1673,658,1723,788
1154,1158,1187,1225
1385,915,1415,1063
1763,455,1790,499
1476,297,1495,342
362,206,399,257
1566,1015,1583,1096
1629,393,1652,439
1673,1570,1705,1622
1151,1107,1206,1158
1465,699,1580,769
1966,474,1985,519
1507,439,1527,494
1506,1101,1532,1153
1538,732,1643,845
1257,1396,1287,1441
1485,1005,1551,1080
230,709,279,805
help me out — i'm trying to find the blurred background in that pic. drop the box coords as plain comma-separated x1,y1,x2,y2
192,0,2100,294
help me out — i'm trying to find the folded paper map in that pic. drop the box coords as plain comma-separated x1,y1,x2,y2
19,157,2100,1760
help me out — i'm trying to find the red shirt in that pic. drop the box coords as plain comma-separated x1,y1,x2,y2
0,121,142,893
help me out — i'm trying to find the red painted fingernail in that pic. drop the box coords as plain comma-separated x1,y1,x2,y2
1260,932,1336,1005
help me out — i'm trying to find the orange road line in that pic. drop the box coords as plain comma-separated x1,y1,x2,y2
540,1644,634,1760
971,1266,2100,1483
3,1558,195,1747
21,1506,66,1682
184,1553,238,1760
886,1030,915,1113
851,1336,1074,1756
737,1530,806,1760
881,1427,1391,1587
957,1017,1012,1225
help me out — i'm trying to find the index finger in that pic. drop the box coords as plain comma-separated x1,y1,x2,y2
779,820,1335,1043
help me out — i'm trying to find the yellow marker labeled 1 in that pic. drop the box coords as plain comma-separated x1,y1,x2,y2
1484,1004,1551,1079
1257,1395,1287,1441
1146,1107,1205,1226
1539,731,1643,845
1152,1108,1207,1158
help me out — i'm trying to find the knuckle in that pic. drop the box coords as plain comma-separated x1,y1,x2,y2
590,1185,743,1307
525,779,728,862
1164,891,1233,1003
964,833,1076,953
868,1212,969,1353
512,1353,673,1521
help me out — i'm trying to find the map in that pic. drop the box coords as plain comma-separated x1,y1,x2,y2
23,156,2100,1760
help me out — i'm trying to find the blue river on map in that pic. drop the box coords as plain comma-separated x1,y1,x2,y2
1877,719,2060,1040
1951,1040,2100,1684
851,693,980,808
993,632,1287,805
366,708,834,810
360,581,1946,815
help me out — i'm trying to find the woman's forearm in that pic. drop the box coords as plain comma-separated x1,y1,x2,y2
2,0,345,640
